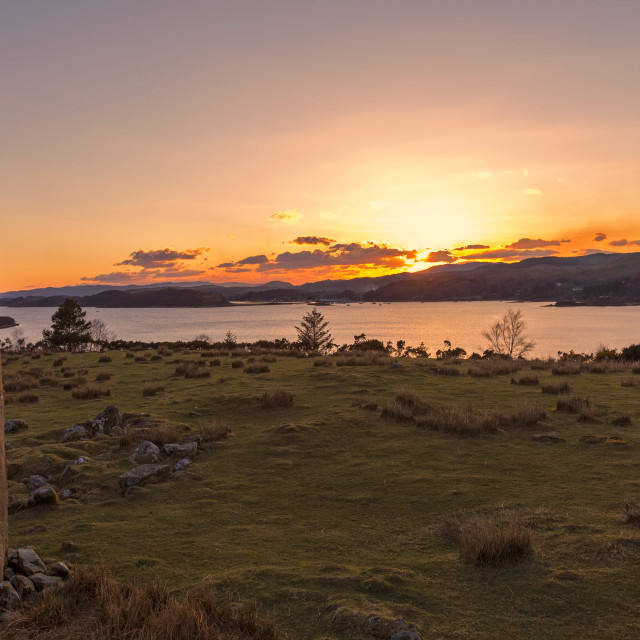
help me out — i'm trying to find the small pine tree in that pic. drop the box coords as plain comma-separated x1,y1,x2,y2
295,308,334,353
42,299,92,351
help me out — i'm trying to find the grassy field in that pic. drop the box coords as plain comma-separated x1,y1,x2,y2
4,349,640,638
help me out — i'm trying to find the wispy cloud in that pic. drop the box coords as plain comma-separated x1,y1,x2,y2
268,209,303,224
453,244,490,251
506,238,561,249
521,187,542,196
462,248,558,261
594,232,607,242
609,239,628,247
289,236,335,246
425,250,458,264
116,247,208,268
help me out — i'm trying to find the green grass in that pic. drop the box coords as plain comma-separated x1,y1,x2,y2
5,350,640,639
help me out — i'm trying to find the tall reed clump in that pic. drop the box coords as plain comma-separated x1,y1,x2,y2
72,384,110,400
541,381,571,395
244,363,270,374
556,395,590,413
142,381,165,397
197,417,232,441
468,358,522,378
261,389,294,409
7,564,280,640
381,389,429,423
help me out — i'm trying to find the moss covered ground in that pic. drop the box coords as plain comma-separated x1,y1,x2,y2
4,350,640,638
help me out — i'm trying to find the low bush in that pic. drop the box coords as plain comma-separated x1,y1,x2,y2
313,358,333,367
556,395,590,413
551,361,581,376
612,413,633,426
52,357,66,367
437,365,461,376
3,374,38,392
244,363,270,374
125,351,134,359
261,389,294,409
577,406,601,423
468,359,522,378
157,345,173,357
143,381,165,397
197,418,232,441
624,498,640,526
231,360,244,369
72,384,110,400
98,355,112,363
209,359,221,367
261,356,277,363
621,376,636,387
119,423,186,448
95,370,111,382
541,381,571,395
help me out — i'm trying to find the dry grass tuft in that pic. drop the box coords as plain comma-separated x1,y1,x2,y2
556,395,590,413
611,413,633,426
72,384,111,400
511,373,539,386
174,361,211,379
313,358,333,367
95,369,111,382
551,361,581,376
209,359,221,367
197,418,231,441
18,393,39,403
231,360,244,369
541,381,571,395
468,359,522,378
7,564,280,640
143,381,165,397
98,355,112,363
261,389,294,409
621,376,636,387
119,423,187,448
244,363,270,374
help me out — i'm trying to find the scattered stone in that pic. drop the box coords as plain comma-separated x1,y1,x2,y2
188,434,203,446
173,457,192,472
59,489,76,500
161,441,197,459
63,424,89,442
91,405,122,436
48,562,71,580
61,541,77,552
74,456,90,465
579,435,607,445
3,567,15,582
29,573,63,592
0,581,20,611
118,464,171,494
532,433,566,443
4,419,28,433
129,440,160,464
24,475,49,490
10,574,36,598
16,548,47,576
390,363,403,369
24,524,47,534
29,486,60,506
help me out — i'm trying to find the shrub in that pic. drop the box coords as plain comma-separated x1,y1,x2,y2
336,351,387,366
541,381,571,395
313,358,333,367
437,365,461,376
468,359,521,377
414,403,498,436
261,389,294,409
98,355,112,363
52,357,66,367
577,406,600,423
621,376,636,387
38,371,59,386
529,358,554,370
511,374,539,386
247,356,256,363
126,351,135,359
95,370,111,382
69,375,87,388
458,512,534,565
157,345,173,357
625,498,640,525
501,400,547,429
244,363,270,374
261,356,277,363
72,384,110,399
3,374,38,392
174,362,211,379
143,381,165,397
556,395,590,413
209,359,221,367
231,360,244,369
150,354,162,361
18,393,39,403
135,356,146,362
381,401,415,423
197,418,231,441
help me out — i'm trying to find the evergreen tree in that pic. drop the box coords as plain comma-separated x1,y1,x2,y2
42,299,92,351
295,307,334,353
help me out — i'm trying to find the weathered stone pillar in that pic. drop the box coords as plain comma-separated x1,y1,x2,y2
0,356,8,571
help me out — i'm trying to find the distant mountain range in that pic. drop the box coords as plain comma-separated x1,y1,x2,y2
1,253,639,307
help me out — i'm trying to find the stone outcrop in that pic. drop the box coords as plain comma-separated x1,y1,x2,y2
63,424,89,441
4,419,28,434
118,464,170,494
90,405,122,436
129,440,160,464
161,442,197,459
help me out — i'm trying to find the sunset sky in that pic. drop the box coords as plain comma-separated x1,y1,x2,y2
2,1,639,290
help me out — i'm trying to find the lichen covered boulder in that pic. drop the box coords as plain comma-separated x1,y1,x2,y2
118,464,171,494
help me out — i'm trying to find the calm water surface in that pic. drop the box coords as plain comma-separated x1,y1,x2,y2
1,302,639,358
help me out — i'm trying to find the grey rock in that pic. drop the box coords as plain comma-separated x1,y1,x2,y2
173,457,192,472
61,541,77,552
3,567,15,582
16,548,47,576
391,631,421,640
63,424,89,442
59,489,75,500
129,440,160,464
48,561,71,580
29,573,63,592
74,456,90,464
118,464,171,494
161,441,197,459
532,433,566,443
91,405,122,436
10,574,36,599
24,475,49,490
4,419,28,433
29,486,60,506
0,581,20,611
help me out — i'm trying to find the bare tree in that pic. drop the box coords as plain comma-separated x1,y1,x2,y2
90,318,116,346
482,308,535,358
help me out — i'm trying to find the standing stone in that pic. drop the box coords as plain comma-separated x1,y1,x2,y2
91,405,122,436
0,358,7,572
